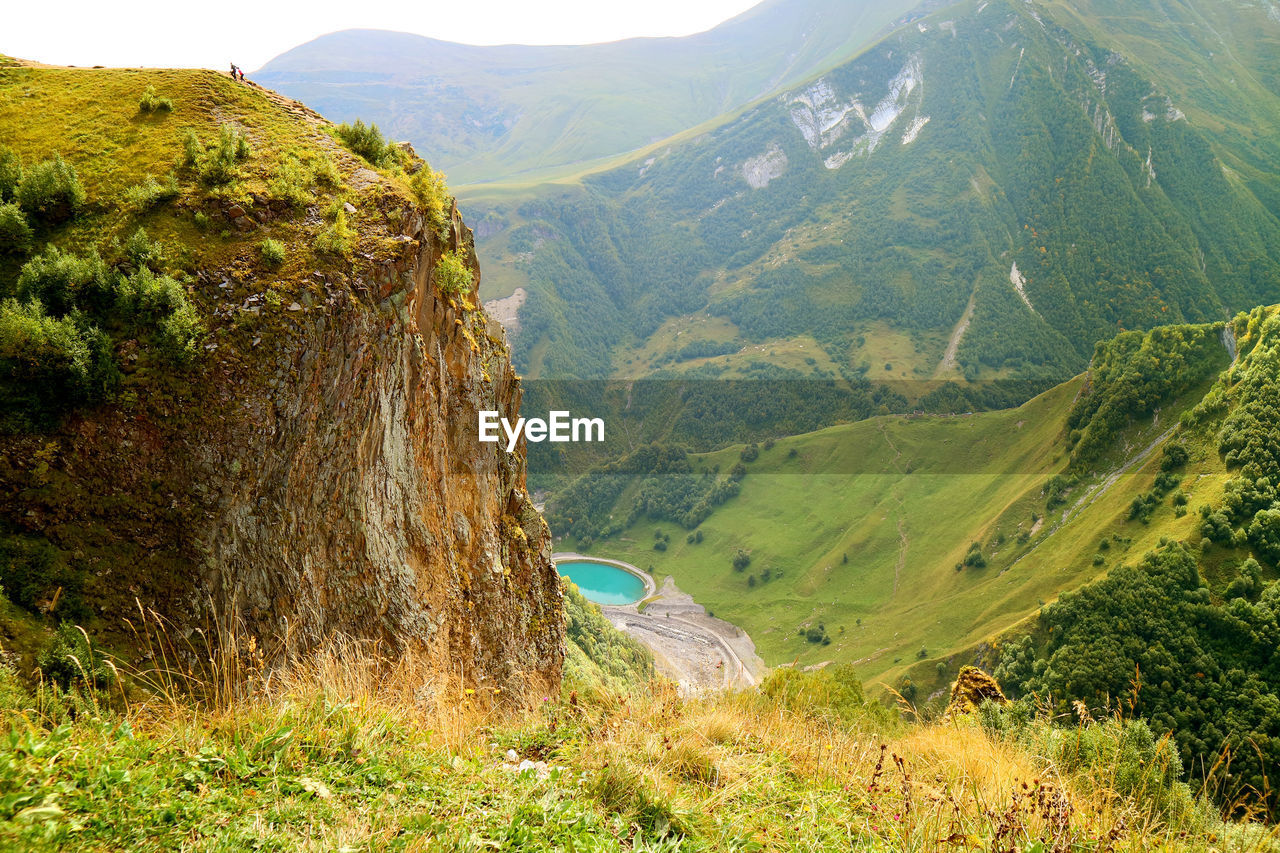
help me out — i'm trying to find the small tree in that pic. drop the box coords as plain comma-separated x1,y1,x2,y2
16,154,85,223
435,251,473,295
336,119,392,166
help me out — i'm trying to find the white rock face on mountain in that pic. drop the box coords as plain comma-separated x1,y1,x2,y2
788,55,927,169
1010,262,1040,316
901,115,931,145
741,143,789,189
788,79,869,151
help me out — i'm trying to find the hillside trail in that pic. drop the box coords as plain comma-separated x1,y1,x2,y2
877,422,910,596
935,287,978,378
1003,423,1176,574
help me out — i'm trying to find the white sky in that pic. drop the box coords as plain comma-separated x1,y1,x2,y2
5,0,764,71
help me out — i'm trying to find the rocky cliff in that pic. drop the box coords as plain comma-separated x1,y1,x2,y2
0,66,563,696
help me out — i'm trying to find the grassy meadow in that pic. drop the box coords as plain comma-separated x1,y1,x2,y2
570,372,1230,698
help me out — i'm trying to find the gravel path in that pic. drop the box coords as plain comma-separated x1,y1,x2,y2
605,575,764,693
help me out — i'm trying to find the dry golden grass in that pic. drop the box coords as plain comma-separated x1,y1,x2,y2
10,615,1276,852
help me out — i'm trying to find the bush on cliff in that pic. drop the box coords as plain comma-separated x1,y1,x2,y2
435,251,472,295
335,119,395,167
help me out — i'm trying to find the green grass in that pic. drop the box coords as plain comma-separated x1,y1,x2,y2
0,655,1263,851
572,369,1226,697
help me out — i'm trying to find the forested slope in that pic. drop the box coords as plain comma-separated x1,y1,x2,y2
470,0,1280,386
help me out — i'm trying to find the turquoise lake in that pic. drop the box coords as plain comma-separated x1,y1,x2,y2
556,560,646,606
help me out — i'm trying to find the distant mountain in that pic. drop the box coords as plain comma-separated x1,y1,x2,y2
465,0,1280,383
254,0,929,184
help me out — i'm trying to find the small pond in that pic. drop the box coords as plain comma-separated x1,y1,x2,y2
556,559,646,606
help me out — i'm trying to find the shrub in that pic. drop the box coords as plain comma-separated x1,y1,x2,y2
0,146,21,201
122,226,164,269
731,549,751,572
1044,473,1075,508
259,238,286,268
0,299,95,424
1161,443,1189,472
408,166,450,235
434,251,473,295
37,623,114,689
16,245,112,317
1043,717,1194,822
1200,510,1235,544
122,174,179,211
1247,508,1280,564
137,85,173,114
335,119,393,166
312,156,342,188
0,202,33,254
760,665,882,723
315,211,354,257
191,125,251,186
182,130,203,168
1129,492,1158,524
16,154,86,222
156,300,203,363
0,535,92,620
116,267,202,361
267,155,313,208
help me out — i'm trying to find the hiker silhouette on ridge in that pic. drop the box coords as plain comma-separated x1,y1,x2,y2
230,63,239,80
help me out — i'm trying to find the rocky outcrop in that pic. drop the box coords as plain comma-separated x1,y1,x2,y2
1,189,563,697
943,666,1007,721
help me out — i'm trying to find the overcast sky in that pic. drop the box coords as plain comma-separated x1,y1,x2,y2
5,0,764,71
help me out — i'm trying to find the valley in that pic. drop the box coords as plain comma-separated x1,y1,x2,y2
4,0,1280,841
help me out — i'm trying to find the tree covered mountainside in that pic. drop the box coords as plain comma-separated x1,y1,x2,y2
254,0,928,185
998,306,1280,816
559,306,1280,818
466,0,1280,385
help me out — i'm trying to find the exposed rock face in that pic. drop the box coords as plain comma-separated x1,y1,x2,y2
943,666,1008,720
1,199,563,696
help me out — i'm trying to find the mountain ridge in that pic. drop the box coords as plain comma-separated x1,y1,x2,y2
254,0,932,184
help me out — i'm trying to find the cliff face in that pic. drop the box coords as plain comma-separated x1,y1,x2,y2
0,68,562,695
196,203,564,694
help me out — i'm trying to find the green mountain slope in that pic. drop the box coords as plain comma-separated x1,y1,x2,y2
561,319,1235,691
254,0,927,184
468,0,1280,384
566,308,1280,813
